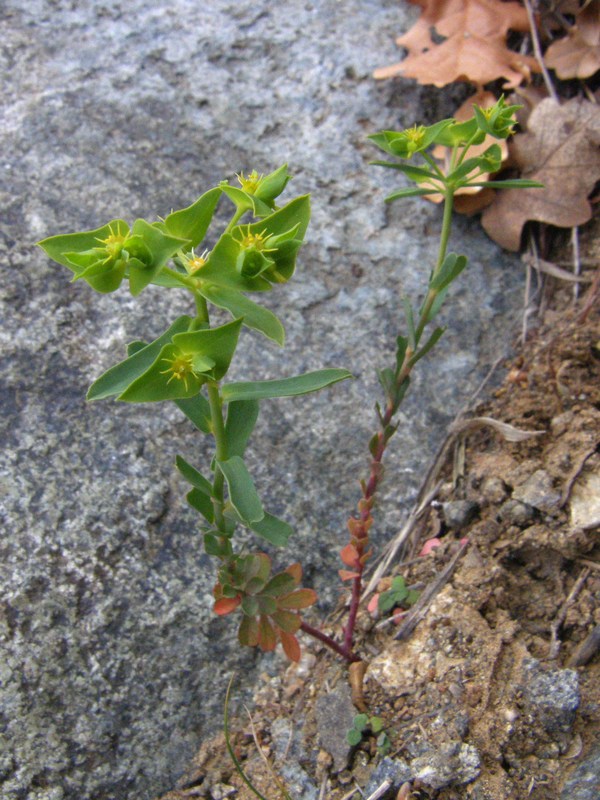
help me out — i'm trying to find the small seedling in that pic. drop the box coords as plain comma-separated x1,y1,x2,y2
346,714,391,756
378,576,420,616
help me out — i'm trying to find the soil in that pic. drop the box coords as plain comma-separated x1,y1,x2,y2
156,239,599,800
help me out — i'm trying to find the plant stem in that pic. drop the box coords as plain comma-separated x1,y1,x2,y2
207,382,228,532
414,189,454,344
300,620,360,662
339,187,456,656
224,207,246,234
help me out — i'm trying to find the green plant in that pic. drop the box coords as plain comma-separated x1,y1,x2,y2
346,713,391,757
377,576,420,616
38,98,541,666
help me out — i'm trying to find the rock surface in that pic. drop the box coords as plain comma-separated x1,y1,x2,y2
1,1,526,798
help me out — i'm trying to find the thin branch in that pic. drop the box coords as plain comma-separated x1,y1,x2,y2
548,568,590,659
523,0,559,103
571,226,581,302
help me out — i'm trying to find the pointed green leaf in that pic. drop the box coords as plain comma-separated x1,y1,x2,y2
470,179,545,189
429,253,468,292
221,184,273,218
163,187,221,249
221,368,352,402
217,456,264,524
38,219,130,270
422,286,449,324
174,393,212,434
225,399,260,458
173,318,243,381
127,218,189,295
118,342,207,402
408,327,445,368
385,187,439,202
370,161,439,183
200,284,285,345
176,455,213,494
204,533,233,557
247,195,310,241
87,316,193,401
249,512,293,547
187,488,215,523
403,297,416,349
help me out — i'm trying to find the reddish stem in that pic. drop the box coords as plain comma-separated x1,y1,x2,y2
300,620,361,662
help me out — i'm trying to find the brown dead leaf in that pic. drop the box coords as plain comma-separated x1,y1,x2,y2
545,0,600,79
374,0,540,88
481,97,600,251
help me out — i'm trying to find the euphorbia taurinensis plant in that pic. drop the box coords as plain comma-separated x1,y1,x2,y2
38,98,541,664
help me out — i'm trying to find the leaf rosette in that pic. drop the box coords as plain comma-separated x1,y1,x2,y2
213,554,316,662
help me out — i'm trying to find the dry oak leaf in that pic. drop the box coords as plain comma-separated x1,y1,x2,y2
481,97,600,251
374,0,540,88
545,0,600,80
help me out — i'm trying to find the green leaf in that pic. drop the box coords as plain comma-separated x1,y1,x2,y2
370,161,439,183
353,713,369,732
346,728,362,747
248,512,293,547
118,342,207,402
221,184,273,218
200,284,285,345
163,187,221,249
172,317,243,381
174,393,212,434
385,187,439,202
262,572,296,597
248,195,310,241
126,218,188,295
38,219,130,270
217,456,264,524
422,286,449,324
370,716,384,734
176,455,213,494
225,399,260,458
187,488,215,524
204,533,232,557
221,368,352,402
429,253,468,292
378,589,399,614
87,316,193,401
470,179,545,189
403,297,416,349
409,327,445,367
241,596,260,617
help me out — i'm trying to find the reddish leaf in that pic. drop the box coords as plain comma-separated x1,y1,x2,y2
214,595,241,616
338,569,361,582
279,630,301,662
257,615,277,651
278,588,318,610
238,614,259,646
340,543,360,567
271,609,302,634
285,562,302,584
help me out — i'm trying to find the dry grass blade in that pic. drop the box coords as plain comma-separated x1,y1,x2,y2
448,415,545,441
522,253,592,283
245,705,293,800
